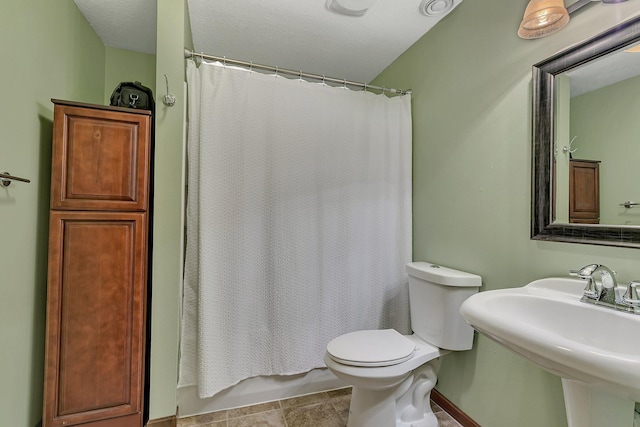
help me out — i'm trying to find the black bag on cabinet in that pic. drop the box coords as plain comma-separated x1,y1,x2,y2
109,81,155,111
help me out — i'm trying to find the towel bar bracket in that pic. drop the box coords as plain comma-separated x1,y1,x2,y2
1,171,31,187
620,201,639,209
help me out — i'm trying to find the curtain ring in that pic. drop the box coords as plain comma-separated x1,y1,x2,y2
299,71,302,82
223,56,227,67
275,66,279,78
343,78,347,89
322,75,326,85
364,82,368,92
250,61,253,73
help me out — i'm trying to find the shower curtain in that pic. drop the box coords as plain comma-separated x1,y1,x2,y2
179,60,412,399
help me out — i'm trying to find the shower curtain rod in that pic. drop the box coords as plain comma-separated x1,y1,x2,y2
184,48,411,95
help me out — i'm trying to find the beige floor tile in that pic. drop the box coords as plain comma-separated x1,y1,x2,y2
329,395,351,423
283,401,345,427
197,422,227,427
280,391,329,408
228,409,286,427
435,410,463,427
178,411,227,426
326,387,352,398
228,401,280,419
179,392,463,427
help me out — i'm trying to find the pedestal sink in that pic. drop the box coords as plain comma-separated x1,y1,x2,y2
459,278,640,427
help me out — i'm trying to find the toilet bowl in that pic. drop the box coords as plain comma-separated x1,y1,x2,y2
324,262,481,427
325,332,446,427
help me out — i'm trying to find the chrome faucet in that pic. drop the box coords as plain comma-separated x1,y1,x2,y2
570,264,640,314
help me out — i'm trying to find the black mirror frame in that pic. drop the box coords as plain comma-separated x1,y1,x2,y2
531,16,640,248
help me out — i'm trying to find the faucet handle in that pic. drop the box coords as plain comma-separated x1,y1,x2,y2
622,281,640,306
569,264,600,279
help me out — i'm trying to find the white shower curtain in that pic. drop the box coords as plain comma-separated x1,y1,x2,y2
179,60,412,398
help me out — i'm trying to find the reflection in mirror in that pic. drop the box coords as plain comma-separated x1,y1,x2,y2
531,15,640,247
554,47,640,226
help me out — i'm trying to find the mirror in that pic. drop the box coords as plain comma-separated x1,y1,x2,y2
531,15,640,248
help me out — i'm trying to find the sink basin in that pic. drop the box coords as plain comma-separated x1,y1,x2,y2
460,278,640,427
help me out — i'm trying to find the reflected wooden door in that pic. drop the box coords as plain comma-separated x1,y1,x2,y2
569,159,600,224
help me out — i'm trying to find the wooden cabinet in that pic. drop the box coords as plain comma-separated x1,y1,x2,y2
569,159,600,224
43,100,152,427
49,102,150,211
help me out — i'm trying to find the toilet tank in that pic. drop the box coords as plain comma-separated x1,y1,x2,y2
406,262,481,351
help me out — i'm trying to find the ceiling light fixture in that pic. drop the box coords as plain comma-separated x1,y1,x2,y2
327,0,378,17
517,0,570,39
518,0,629,40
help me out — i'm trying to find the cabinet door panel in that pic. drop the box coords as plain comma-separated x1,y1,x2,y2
51,105,150,211
569,160,600,223
43,211,147,427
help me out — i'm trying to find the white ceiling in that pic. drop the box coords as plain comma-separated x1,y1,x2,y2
75,0,463,83
73,0,640,97
74,0,157,55
565,44,640,97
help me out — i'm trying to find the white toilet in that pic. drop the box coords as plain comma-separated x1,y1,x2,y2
324,262,481,427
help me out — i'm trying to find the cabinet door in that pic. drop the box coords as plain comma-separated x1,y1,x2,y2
569,160,600,224
50,104,151,211
43,211,147,427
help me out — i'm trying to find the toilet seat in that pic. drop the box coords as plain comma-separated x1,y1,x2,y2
326,329,415,367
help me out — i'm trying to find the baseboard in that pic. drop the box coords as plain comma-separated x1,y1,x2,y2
431,389,480,427
145,415,176,427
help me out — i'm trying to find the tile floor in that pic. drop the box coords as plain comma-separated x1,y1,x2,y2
177,388,463,427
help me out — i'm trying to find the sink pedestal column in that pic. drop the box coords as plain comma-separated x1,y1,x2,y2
562,379,635,427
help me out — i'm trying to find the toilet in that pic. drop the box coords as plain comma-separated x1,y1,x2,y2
324,262,481,427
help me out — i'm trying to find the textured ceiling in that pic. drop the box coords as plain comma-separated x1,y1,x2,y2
566,45,640,97
75,0,463,83
186,0,463,82
74,0,640,94
74,0,157,55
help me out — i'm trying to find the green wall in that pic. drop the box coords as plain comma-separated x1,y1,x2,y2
104,47,157,105
0,2,105,426
373,1,640,426
148,0,185,420
570,74,640,225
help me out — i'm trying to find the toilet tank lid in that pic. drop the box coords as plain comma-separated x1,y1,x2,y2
406,262,481,287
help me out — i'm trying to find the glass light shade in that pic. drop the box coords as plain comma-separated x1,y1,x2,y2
518,0,570,39
624,43,640,53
